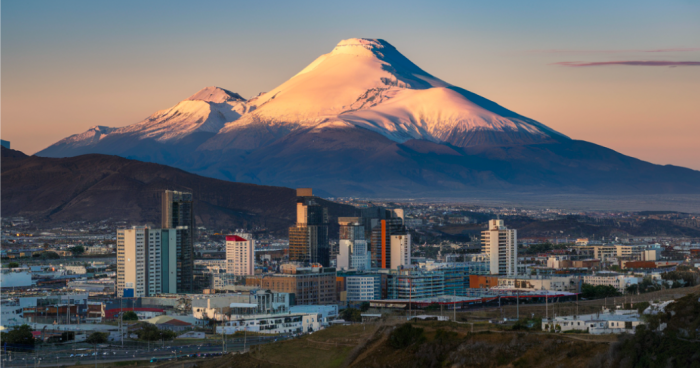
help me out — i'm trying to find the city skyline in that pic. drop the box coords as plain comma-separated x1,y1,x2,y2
2,0,700,169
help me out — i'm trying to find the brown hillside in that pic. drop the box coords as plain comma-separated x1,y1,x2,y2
1,147,357,233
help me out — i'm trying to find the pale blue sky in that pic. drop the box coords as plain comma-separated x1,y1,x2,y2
3,0,700,168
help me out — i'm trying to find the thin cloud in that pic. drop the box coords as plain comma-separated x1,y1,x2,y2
530,48,700,54
553,61,700,67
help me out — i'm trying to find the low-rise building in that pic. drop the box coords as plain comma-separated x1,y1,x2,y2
345,275,381,301
216,313,305,335
497,276,579,293
583,274,639,293
246,264,336,305
192,288,291,321
542,309,643,334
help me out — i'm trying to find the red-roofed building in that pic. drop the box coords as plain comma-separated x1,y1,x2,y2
226,234,255,276
156,318,192,332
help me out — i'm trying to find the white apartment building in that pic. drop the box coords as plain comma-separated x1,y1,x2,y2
226,234,255,276
346,276,378,301
482,219,518,276
390,234,411,269
583,274,639,293
217,314,304,335
147,229,162,296
117,226,178,298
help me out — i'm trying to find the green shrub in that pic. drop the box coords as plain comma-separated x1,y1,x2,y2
389,323,426,349
434,329,458,342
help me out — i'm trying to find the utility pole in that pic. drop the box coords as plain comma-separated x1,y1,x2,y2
120,297,123,348
545,294,548,321
220,308,225,353
453,289,456,322
408,276,412,319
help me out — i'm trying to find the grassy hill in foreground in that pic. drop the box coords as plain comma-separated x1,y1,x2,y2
168,290,700,368
181,321,610,368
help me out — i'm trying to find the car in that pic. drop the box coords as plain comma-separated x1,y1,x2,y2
70,354,74,358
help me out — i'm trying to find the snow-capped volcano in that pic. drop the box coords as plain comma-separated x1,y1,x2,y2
204,38,567,150
42,39,566,154
37,38,700,197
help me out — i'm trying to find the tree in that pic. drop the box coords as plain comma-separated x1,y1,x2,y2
340,308,362,322
85,332,108,345
388,324,425,349
359,302,370,312
68,245,85,256
122,311,139,321
0,324,35,351
7,262,20,268
133,323,177,341
581,283,621,299
33,251,60,260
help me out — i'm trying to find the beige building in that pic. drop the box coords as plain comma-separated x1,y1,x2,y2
117,226,150,298
578,245,661,263
390,234,411,269
497,276,578,293
481,219,518,275
225,234,255,276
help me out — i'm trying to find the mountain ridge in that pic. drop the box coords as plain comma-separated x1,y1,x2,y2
1,147,357,233
34,38,700,197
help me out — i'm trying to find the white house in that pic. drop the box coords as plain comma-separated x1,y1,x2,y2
216,313,305,335
542,308,644,335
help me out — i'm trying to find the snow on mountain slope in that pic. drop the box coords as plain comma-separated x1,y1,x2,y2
38,87,247,156
57,125,119,147
41,38,569,156
187,86,245,104
212,38,448,136
106,86,247,142
118,98,243,142
208,38,567,149
340,87,568,146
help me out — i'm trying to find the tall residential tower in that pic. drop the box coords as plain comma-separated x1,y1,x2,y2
226,234,255,276
289,188,330,266
481,219,518,276
162,190,195,292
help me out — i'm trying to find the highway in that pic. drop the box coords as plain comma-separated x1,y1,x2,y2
1,335,289,367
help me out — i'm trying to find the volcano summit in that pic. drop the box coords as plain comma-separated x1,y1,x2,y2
37,38,700,197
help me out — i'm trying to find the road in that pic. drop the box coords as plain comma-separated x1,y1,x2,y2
1,335,290,367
